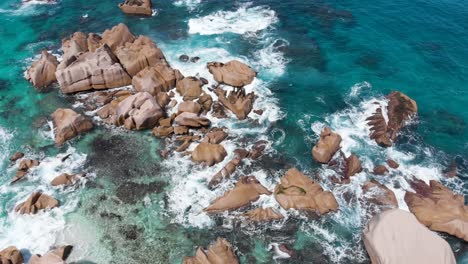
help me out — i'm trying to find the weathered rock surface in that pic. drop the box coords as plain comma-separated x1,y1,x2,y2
405,180,468,241
56,45,132,93
344,153,362,178
274,168,338,214
244,207,284,222
0,246,24,264
119,0,152,16
132,65,176,95
207,60,256,87
192,143,227,166
205,176,271,213
198,93,213,113
113,92,164,130
373,165,388,175
178,101,202,114
363,209,456,264
52,108,93,145
362,180,398,209
51,173,81,186
214,87,255,120
25,50,59,90
9,152,24,162
176,77,204,100
15,192,59,214
29,245,73,264
101,23,136,52
203,127,228,144
386,159,399,169
174,112,210,128
12,159,40,183
312,127,342,164
183,238,239,264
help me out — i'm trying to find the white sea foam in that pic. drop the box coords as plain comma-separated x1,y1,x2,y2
188,4,278,35
173,0,201,10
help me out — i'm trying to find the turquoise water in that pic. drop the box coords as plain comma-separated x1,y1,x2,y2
0,0,467,263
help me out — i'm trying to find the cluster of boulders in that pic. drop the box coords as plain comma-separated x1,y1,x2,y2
0,245,73,264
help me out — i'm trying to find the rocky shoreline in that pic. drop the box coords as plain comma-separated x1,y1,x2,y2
3,17,466,264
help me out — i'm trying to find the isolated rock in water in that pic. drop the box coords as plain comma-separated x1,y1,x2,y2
132,64,176,95
52,108,93,145
0,246,24,264
405,180,468,241
192,142,227,166
179,54,189,62
15,192,59,214
373,165,388,175
29,245,73,264
312,127,342,164
176,77,203,100
178,101,202,114
115,36,167,76
274,168,338,214
363,209,456,264
56,45,132,93
25,50,59,90
344,153,362,178
207,60,256,87
101,23,136,52
183,238,239,264
119,0,152,16
244,207,284,222
205,176,271,213
9,152,24,162
174,112,210,128
362,180,398,209
114,92,164,130
51,173,81,186
214,87,255,120
12,159,40,183
386,159,399,169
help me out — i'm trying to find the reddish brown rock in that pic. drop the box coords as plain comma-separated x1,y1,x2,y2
87,33,102,52
15,192,59,214
0,246,24,264
214,87,255,120
156,92,170,108
203,127,228,144
205,176,271,213
211,101,228,118
192,143,227,166
198,93,213,113
274,168,338,214
119,0,152,16
101,23,136,52
312,127,342,164
344,153,362,178
152,126,174,137
366,107,392,147
52,108,93,145
386,159,399,169
25,50,59,90
113,92,164,130
12,159,40,183
244,207,284,222
9,152,24,162
178,101,202,114
373,165,389,175
176,77,204,101
183,238,238,264
132,65,176,95
404,180,468,241
29,245,73,264
51,173,81,186
207,60,256,87
174,112,210,128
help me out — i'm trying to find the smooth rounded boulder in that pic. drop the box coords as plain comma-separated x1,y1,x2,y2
183,238,238,264
15,192,59,214
312,127,342,164
192,142,227,166
363,209,455,264
25,50,59,90
207,60,256,87
52,108,93,145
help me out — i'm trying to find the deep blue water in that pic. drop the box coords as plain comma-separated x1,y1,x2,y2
0,0,467,263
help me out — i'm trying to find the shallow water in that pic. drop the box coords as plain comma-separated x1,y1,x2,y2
0,0,467,263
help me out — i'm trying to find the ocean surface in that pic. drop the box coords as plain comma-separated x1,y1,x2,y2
0,0,467,263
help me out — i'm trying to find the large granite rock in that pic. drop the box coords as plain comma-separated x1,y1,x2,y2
25,50,59,90
56,45,132,93
0,246,24,264
52,108,93,145
176,77,204,101
192,142,227,166
132,64,177,95
312,127,342,164
205,176,271,213
15,192,59,214
207,60,256,87
183,238,239,264
101,23,136,52
12,159,40,183
178,101,202,114
244,207,284,222
274,168,338,214
113,92,164,130
344,153,362,178
29,245,73,264
404,180,468,241
363,209,456,264
119,0,152,16
214,87,255,120
51,173,81,186
174,112,210,128
115,36,167,76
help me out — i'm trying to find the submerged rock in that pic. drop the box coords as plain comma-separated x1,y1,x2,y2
205,176,271,213
113,92,164,130
312,127,341,164
362,179,398,209
29,245,73,264
363,209,455,264
404,180,468,241
243,207,284,222
52,108,93,145
15,192,59,214
274,168,338,214
25,50,59,90
214,87,255,120
183,238,239,264
207,60,256,87
0,246,24,264
192,142,227,166
119,0,152,16
386,159,399,169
